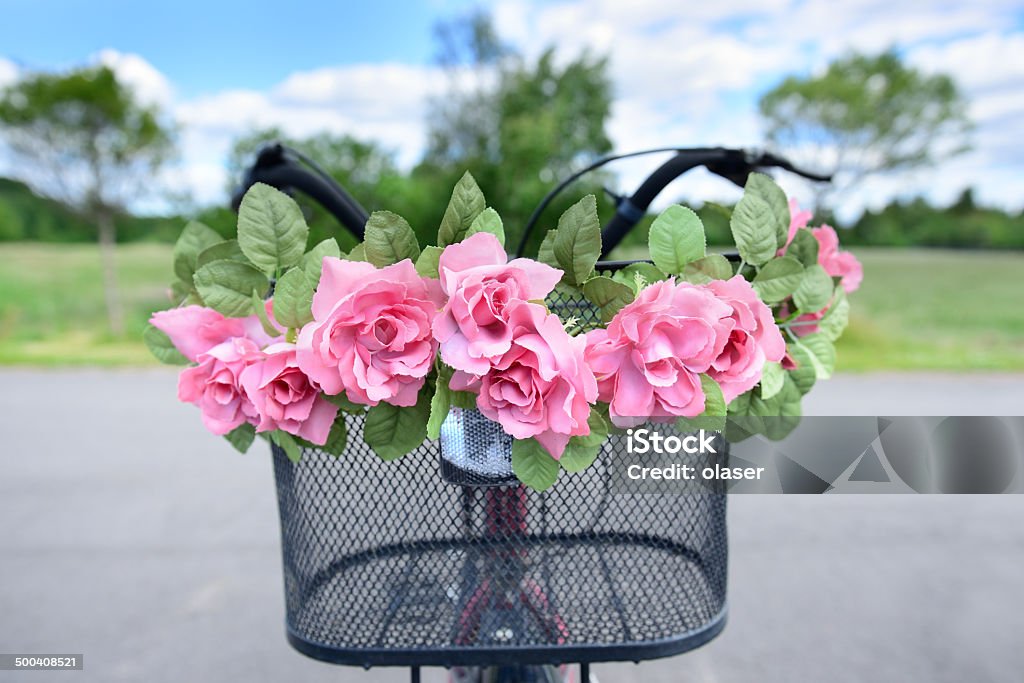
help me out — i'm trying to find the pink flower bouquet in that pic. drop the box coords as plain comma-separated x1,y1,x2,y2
146,172,858,490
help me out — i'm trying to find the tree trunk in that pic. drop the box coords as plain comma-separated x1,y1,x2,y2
96,211,124,336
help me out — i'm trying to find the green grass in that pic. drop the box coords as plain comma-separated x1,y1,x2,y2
834,248,1024,371
0,242,173,365
0,243,1022,370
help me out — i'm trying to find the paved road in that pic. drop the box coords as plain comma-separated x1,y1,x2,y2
1,370,1022,682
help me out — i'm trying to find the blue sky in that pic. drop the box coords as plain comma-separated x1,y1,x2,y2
0,0,466,93
1,0,1022,219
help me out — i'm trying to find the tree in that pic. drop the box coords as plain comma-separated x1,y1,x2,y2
759,49,971,209
422,11,614,253
0,65,174,334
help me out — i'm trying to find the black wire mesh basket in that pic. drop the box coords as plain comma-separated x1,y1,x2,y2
270,290,729,668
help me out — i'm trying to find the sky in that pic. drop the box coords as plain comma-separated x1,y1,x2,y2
1,0,1022,221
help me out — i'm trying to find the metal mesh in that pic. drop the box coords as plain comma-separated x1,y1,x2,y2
270,289,728,668
439,407,518,487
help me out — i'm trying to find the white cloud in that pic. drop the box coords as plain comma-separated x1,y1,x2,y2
491,0,1024,218
163,60,449,205
93,49,175,108
0,58,18,88
0,50,449,207
3,2,1023,219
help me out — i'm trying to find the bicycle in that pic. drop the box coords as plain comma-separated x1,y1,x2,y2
234,144,827,683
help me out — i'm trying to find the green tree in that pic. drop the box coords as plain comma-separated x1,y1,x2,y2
0,199,24,240
422,11,614,254
0,65,174,334
759,49,971,208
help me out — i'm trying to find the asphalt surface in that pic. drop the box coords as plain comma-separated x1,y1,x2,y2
1,369,1023,682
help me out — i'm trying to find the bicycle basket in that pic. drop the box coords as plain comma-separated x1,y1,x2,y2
270,288,728,668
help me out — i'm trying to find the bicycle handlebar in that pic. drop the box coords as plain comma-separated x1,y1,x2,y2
231,143,829,262
230,143,370,240
600,148,831,257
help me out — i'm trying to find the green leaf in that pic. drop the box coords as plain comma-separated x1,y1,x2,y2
237,183,309,275
173,220,223,284
648,205,706,274
273,266,315,329
363,395,430,461
272,430,302,463
681,254,734,284
511,438,560,491
302,238,341,286
319,417,349,457
582,276,635,323
224,423,256,453
726,376,802,442
793,264,833,313
560,411,609,473
677,375,727,432
612,262,665,292
759,361,785,400
817,287,849,342
347,243,367,262
537,229,559,270
415,245,443,279
745,173,791,247
170,279,191,305
791,333,836,380
193,260,270,317
786,343,817,395
787,228,819,267
437,171,486,246
426,371,451,440
703,201,733,221
752,256,804,302
197,239,248,271
143,324,189,365
251,290,282,337
701,374,727,417
553,194,602,286
466,206,505,246
364,210,421,267
764,376,803,440
731,173,787,266
450,390,479,411
324,392,367,413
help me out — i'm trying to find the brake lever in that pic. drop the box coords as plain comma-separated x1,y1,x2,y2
761,152,833,182
710,149,832,185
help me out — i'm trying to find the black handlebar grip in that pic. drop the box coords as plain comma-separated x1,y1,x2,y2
231,146,370,240
246,165,369,240
600,149,735,258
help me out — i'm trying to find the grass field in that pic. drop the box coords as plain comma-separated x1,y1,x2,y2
835,248,1023,370
0,243,172,365
0,242,1021,370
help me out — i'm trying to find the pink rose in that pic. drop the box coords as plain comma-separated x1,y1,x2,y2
297,258,442,407
239,342,339,445
787,308,824,338
150,304,276,361
703,276,786,403
434,232,563,375
782,201,862,295
584,280,733,428
451,300,596,459
812,225,863,293
178,337,263,435
784,197,813,247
